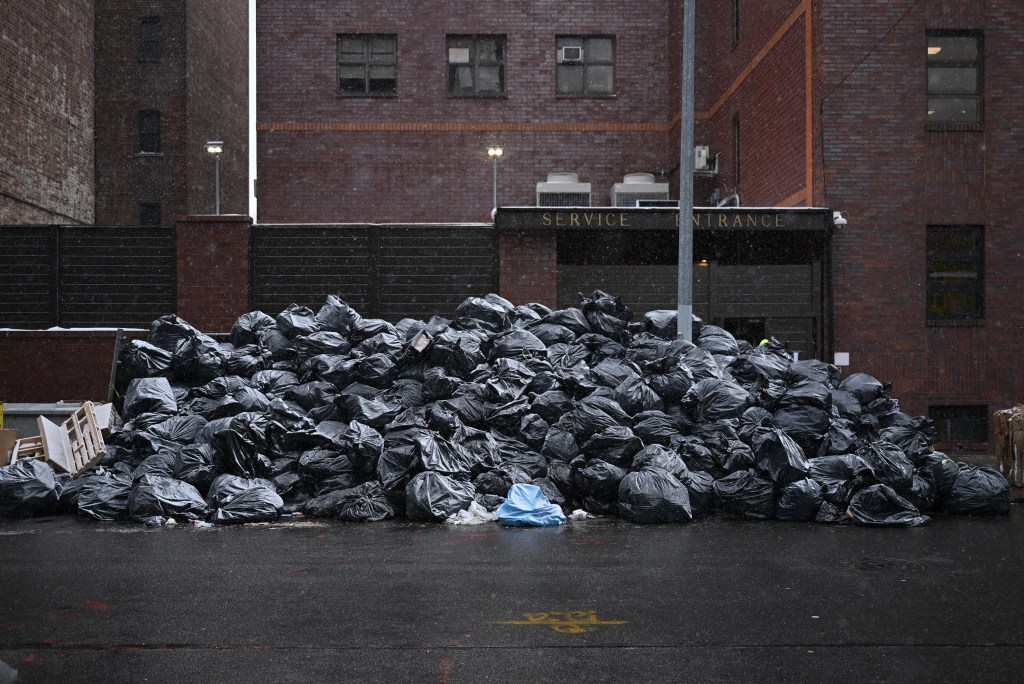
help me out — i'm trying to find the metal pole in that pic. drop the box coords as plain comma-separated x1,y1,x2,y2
676,0,696,341
492,156,498,215
214,155,222,215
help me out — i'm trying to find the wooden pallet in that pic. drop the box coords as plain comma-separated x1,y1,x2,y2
36,401,114,478
10,435,46,465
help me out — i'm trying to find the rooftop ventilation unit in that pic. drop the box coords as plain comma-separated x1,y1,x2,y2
612,172,670,207
536,172,592,207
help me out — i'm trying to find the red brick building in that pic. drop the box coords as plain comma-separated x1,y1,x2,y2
0,0,96,225
94,0,249,224
256,0,1024,442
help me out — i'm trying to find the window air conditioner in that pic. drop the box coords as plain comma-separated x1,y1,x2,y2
536,172,591,207
557,46,584,63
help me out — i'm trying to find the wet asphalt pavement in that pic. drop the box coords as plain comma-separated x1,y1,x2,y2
1,510,1022,683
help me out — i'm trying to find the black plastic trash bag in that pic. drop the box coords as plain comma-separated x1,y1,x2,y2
76,468,135,521
405,471,476,522
541,425,580,462
682,378,752,422
119,339,174,381
838,372,888,407
573,459,627,502
807,454,874,507
631,444,688,479
847,484,929,527
681,469,715,515
880,415,937,463
488,328,547,361
614,375,664,415
173,333,227,384
230,311,277,347
335,481,396,522
712,469,775,519
206,474,283,524
632,411,681,447
697,325,739,356
131,451,180,481
775,478,824,522
858,439,914,492
772,404,832,457
581,425,643,467
454,295,511,333
174,443,221,495
903,473,936,513
485,357,536,403
315,295,362,335
0,459,59,517
642,310,677,340
276,304,322,339
750,426,810,485
123,377,178,419
944,465,1011,516
212,428,271,479
148,314,200,353
618,467,693,524
642,356,694,403
916,452,960,506
128,474,209,521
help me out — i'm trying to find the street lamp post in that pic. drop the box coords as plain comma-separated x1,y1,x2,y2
677,0,696,341
487,146,503,219
206,140,224,214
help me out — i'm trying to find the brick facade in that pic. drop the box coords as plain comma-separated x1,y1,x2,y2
0,0,95,225
93,0,248,225
176,214,252,332
498,230,558,309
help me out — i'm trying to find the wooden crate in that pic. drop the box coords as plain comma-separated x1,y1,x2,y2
38,401,110,477
10,435,46,465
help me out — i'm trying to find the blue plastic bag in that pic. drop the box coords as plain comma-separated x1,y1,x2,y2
496,483,566,527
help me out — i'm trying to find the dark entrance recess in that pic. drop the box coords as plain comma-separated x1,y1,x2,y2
554,224,828,359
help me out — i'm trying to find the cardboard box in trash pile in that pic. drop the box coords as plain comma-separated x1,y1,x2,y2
8,402,120,478
994,405,1024,488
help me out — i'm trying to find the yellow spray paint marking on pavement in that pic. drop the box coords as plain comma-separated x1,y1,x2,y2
498,611,626,634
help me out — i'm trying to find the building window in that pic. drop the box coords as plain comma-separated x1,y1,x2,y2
139,110,161,152
926,225,984,320
139,16,161,62
556,36,615,96
139,203,161,226
927,31,982,125
447,35,505,97
929,405,988,443
337,34,397,96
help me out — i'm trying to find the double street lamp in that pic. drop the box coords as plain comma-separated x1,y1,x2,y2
205,140,224,214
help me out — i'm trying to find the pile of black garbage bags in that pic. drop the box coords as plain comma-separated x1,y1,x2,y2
0,291,1012,527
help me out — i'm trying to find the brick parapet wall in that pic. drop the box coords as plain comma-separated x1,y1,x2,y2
498,230,557,309
176,214,252,332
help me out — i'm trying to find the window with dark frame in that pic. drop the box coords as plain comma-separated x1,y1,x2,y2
927,31,982,125
556,35,615,96
929,405,988,443
447,35,506,97
139,16,161,62
139,110,161,152
337,34,397,96
926,225,984,320
139,203,161,226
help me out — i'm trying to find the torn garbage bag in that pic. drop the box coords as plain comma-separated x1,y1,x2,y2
495,483,566,527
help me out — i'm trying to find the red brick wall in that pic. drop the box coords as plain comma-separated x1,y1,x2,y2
176,215,252,332
498,230,557,308
256,0,679,223
0,331,145,403
0,0,95,225
821,0,1024,419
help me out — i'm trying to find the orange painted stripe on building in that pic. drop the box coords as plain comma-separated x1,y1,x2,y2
703,2,807,120
257,120,668,133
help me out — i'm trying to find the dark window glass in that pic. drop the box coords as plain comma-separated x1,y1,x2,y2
927,31,982,125
929,405,988,442
338,34,397,96
139,110,161,152
926,225,984,320
447,35,506,97
139,16,161,62
556,35,615,96
139,203,161,225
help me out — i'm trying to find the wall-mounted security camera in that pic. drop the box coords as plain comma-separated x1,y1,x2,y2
833,211,848,227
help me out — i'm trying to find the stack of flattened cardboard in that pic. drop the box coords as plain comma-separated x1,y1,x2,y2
994,406,1024,487
9,402,120,478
